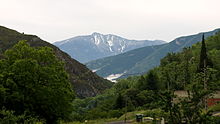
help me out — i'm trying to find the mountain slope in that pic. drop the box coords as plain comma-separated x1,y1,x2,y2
0,26,113,98
86,29,220,80
53,32,165,63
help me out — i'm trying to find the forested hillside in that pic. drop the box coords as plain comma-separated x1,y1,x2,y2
0,26,113,98
71,32,220,123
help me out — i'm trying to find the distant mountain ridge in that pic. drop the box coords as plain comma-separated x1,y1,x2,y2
0,26,113,98
53,32,166,63
86,28,220,81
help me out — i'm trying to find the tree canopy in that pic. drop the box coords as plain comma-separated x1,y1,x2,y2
0,41,75,123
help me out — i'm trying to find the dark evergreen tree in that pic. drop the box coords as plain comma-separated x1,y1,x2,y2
198,34,213,72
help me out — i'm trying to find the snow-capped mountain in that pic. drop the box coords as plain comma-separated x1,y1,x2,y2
86,28,220,81
53,32,166,63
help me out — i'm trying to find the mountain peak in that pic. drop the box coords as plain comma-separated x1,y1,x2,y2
92,32,104,45
92,32,103,36
92,32,118,38
54,33,166,63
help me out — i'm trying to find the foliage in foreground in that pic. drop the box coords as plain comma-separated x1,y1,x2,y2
0,41,75,123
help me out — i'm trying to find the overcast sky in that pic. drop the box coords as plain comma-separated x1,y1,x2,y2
0,0,220,43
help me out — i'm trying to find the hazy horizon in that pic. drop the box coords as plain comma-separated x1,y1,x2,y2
1,0,220,43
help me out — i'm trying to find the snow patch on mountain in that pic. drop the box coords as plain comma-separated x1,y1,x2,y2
105,73,125,82
107,40,113,46
92,68,101,72
53,32,166,63
119,40,126,52
94,35,100,45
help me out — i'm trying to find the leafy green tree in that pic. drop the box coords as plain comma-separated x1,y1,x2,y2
161,62,181,90
181,48,192,88
180,82,213,124
0,41,75,123
158,90,182,123
136,70,159,91
137,90,161,108
159,85,214,124
136,75,147,90
146,70,159,91
114,93,124,109
122,88,140,109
